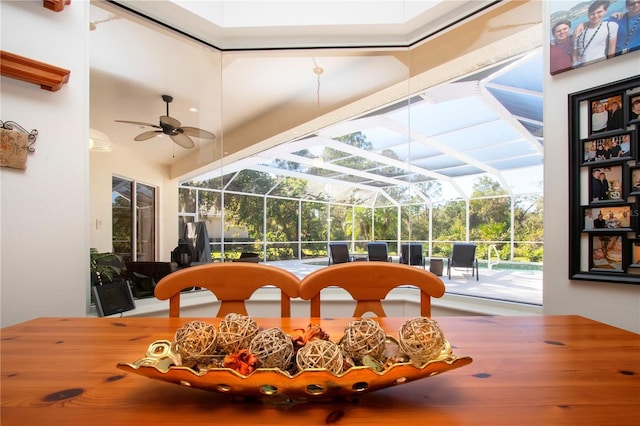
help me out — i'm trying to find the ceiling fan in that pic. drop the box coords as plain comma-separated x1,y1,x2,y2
115,94,215,149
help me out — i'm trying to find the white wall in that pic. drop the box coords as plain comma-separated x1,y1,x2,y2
1,1,89,326
542,4,640,333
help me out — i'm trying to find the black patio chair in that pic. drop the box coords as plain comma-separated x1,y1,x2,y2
367,242,392,262
447,243,479,280
233,252,261,263
328,243,354,265
400,243,425,268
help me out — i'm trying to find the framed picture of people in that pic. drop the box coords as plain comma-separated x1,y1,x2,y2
629,165,640,194
582,204,635,231
629,239,640,268
588,163,626,203
590,233,627,272
588,93,624,134
569,76,640,284
581,131,634,164
627,87,640,124
549,0,640,75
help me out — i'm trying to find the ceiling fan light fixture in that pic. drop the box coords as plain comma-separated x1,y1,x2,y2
115,94,215,149
89,128,112,152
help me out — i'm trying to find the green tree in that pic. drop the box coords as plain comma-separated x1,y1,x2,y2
374,206,397,240
469,177,510,243
401,204,429,241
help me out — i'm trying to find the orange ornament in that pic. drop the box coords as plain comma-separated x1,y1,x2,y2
291,323,330,350
223,349,258,375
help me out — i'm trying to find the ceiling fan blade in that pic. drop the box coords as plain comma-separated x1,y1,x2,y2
181,126,216,139
160,115,181,128
134,130,162,141
171,133,195,149
115,120,160,129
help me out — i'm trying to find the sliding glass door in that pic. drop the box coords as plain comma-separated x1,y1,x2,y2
112,176,156,262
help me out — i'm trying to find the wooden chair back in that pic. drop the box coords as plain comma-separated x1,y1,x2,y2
154,263,300,317
298,262,445,317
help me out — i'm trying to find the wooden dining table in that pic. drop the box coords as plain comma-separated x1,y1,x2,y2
1,315,638,425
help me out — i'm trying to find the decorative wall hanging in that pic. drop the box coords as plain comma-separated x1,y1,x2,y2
1,121,38,170
569,76,640,284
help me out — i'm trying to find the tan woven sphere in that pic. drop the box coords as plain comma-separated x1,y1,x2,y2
296,339,343,375
340,317,387,362
398,317,445,364
249,327,294,370
217,313,259,354
172,320,217,361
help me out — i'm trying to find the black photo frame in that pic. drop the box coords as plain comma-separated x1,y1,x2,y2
587,93,624,136
582,204,635,232
581,131,634,165
630,239,640,269
627,88,640,125
629,165,640,195
588,163,626,204
569,76,640,285
589,233,626,273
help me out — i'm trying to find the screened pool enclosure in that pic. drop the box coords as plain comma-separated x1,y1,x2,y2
178,49,543,266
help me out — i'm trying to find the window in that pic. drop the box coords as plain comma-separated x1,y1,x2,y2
112,176,156,262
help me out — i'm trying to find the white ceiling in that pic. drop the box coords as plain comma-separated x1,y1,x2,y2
107,0,497,49
89,0,543,201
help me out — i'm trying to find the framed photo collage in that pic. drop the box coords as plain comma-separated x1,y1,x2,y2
569,76,640,284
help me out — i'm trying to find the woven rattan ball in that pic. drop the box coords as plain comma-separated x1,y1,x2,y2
217,313,259,354
398,317,445,364
296,339,343,375
172,320,217,362
340,317,387,362
249,327,294,370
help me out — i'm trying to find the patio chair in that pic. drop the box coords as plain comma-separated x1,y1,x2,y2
233,252,261,263
447,243,479,281
154,263,300,317
299,262,445,317
328,243,354,266
400,243,425,268
367,242,392,262
125,261,176,298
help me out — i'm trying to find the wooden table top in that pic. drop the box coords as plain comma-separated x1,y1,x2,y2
1,315,638,425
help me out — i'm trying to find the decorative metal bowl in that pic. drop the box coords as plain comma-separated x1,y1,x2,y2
118,338,472,401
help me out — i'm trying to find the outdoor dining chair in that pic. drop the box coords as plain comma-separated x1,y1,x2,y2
447,243,479,280
400,243,425,268
298,262,445,317
328,243,354,265
154,262,300,317
367,242,392,262
233,252,261,263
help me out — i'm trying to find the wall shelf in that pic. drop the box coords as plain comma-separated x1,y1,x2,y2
0,51,70,92
43,0,71,13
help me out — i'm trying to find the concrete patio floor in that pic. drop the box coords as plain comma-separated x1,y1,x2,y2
266,258,543,306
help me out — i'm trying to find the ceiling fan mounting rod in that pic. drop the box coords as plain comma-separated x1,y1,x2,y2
162,94,173,116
